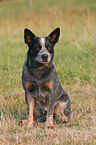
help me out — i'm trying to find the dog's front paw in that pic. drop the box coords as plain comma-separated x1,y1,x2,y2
45,116,54,129
27,122,33,128
45,122,54,129
46,124,54,129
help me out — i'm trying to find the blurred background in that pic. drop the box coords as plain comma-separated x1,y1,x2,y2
0,0,96,86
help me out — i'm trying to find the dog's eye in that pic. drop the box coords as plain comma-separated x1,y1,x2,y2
46,44,51,51
35,45,41,51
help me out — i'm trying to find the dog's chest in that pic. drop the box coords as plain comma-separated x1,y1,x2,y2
26,81,52,102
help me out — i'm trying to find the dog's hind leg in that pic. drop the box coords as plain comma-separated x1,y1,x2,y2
54,100,71,123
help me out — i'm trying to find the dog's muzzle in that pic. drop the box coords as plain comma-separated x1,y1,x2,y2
35,48,51,64
41,54,48,63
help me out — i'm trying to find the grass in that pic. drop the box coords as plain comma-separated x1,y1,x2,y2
0,0,96,144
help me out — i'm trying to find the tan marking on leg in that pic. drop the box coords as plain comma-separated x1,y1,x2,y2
26,82,35,89
63,115,68,122
54,103,60,115
28,98,34,128
45,103,53,128
54,102,68,123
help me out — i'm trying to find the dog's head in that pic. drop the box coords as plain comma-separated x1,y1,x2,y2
24,27,60,67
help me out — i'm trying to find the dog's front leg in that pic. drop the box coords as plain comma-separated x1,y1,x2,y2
46,94,54,128
26,91,34,128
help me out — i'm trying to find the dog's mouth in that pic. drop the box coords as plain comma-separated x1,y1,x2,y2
41,58,48,64
35,59,48,65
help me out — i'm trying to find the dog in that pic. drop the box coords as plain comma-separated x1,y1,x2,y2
22,27,71,128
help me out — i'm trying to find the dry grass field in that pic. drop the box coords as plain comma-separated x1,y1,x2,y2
0,0,96,144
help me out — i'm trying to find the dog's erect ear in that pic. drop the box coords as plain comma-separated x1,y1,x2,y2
48,27,60,44
24,28,36,45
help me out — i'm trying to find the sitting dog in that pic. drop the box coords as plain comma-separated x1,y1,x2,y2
22,27,71,128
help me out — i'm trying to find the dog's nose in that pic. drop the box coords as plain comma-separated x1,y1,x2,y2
41,54,48,60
